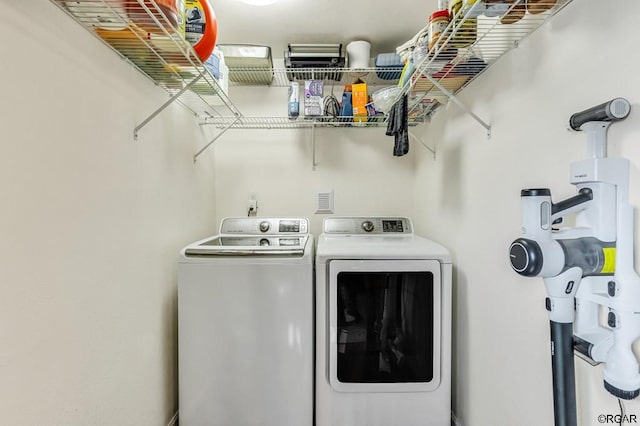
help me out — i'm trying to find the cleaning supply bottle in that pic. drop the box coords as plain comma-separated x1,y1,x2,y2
184,0,217,61
288,82,300,120
340,85,353,120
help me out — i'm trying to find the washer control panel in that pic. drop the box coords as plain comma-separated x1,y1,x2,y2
323,217,413,235
221,217,309,235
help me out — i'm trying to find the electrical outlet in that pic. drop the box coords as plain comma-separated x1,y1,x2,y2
247,192,258,216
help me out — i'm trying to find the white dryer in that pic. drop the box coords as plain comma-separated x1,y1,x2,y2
315,217,452,426
178,217,314,426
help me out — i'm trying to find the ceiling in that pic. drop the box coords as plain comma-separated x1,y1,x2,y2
211,0,437,61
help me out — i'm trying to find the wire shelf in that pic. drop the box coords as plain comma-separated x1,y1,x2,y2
403,0,573,123
224,67,404,88
200,115,428,129
51,0,572,135
50,0,241,136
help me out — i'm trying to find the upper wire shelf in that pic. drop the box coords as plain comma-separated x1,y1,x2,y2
204,0,573,128
50,0,242,136
401,0,573,127
51,0,572,133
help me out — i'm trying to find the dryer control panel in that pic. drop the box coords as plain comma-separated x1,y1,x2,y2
323,217,413,235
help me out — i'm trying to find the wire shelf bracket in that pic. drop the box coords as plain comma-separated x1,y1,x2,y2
134,72,204,140
422,73,491,139
311,122,317,170
194,115,242,162
409,130,436,159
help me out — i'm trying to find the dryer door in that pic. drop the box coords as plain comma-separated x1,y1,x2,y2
328,259,442,393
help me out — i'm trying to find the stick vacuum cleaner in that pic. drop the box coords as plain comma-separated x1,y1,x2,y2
509,98,638,426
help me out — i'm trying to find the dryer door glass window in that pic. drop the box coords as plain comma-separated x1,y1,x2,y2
336,270,434,384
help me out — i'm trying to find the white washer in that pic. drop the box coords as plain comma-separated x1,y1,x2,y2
178,217,314,426
315,217,452,426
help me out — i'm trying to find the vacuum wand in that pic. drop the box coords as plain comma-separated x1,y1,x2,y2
550,321,577,426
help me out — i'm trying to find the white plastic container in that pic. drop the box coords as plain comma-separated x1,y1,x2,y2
346,41,371,75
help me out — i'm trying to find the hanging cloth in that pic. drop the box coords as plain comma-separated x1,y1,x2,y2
386,94,409,157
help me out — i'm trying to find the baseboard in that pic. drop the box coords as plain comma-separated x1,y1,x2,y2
167,410,178,426
451,410,464,426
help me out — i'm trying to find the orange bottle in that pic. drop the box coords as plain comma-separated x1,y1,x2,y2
184,0,217,61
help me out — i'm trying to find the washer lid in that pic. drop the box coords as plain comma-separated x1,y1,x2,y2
184,235,309,256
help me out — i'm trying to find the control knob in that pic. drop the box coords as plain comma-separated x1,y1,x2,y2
361,221,374,233
259,221,270,233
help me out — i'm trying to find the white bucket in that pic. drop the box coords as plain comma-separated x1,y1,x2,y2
346,41,371,74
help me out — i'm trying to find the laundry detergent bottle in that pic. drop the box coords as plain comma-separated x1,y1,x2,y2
340,85,353,118
184,0,217,61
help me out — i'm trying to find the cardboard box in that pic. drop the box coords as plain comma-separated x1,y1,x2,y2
352,82,368,123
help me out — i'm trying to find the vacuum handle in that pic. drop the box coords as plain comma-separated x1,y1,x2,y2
551,188,593,216
569,98,630,130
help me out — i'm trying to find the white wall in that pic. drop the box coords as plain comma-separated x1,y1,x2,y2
0,3,218,425
412,1,640,424
212,85,417,235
